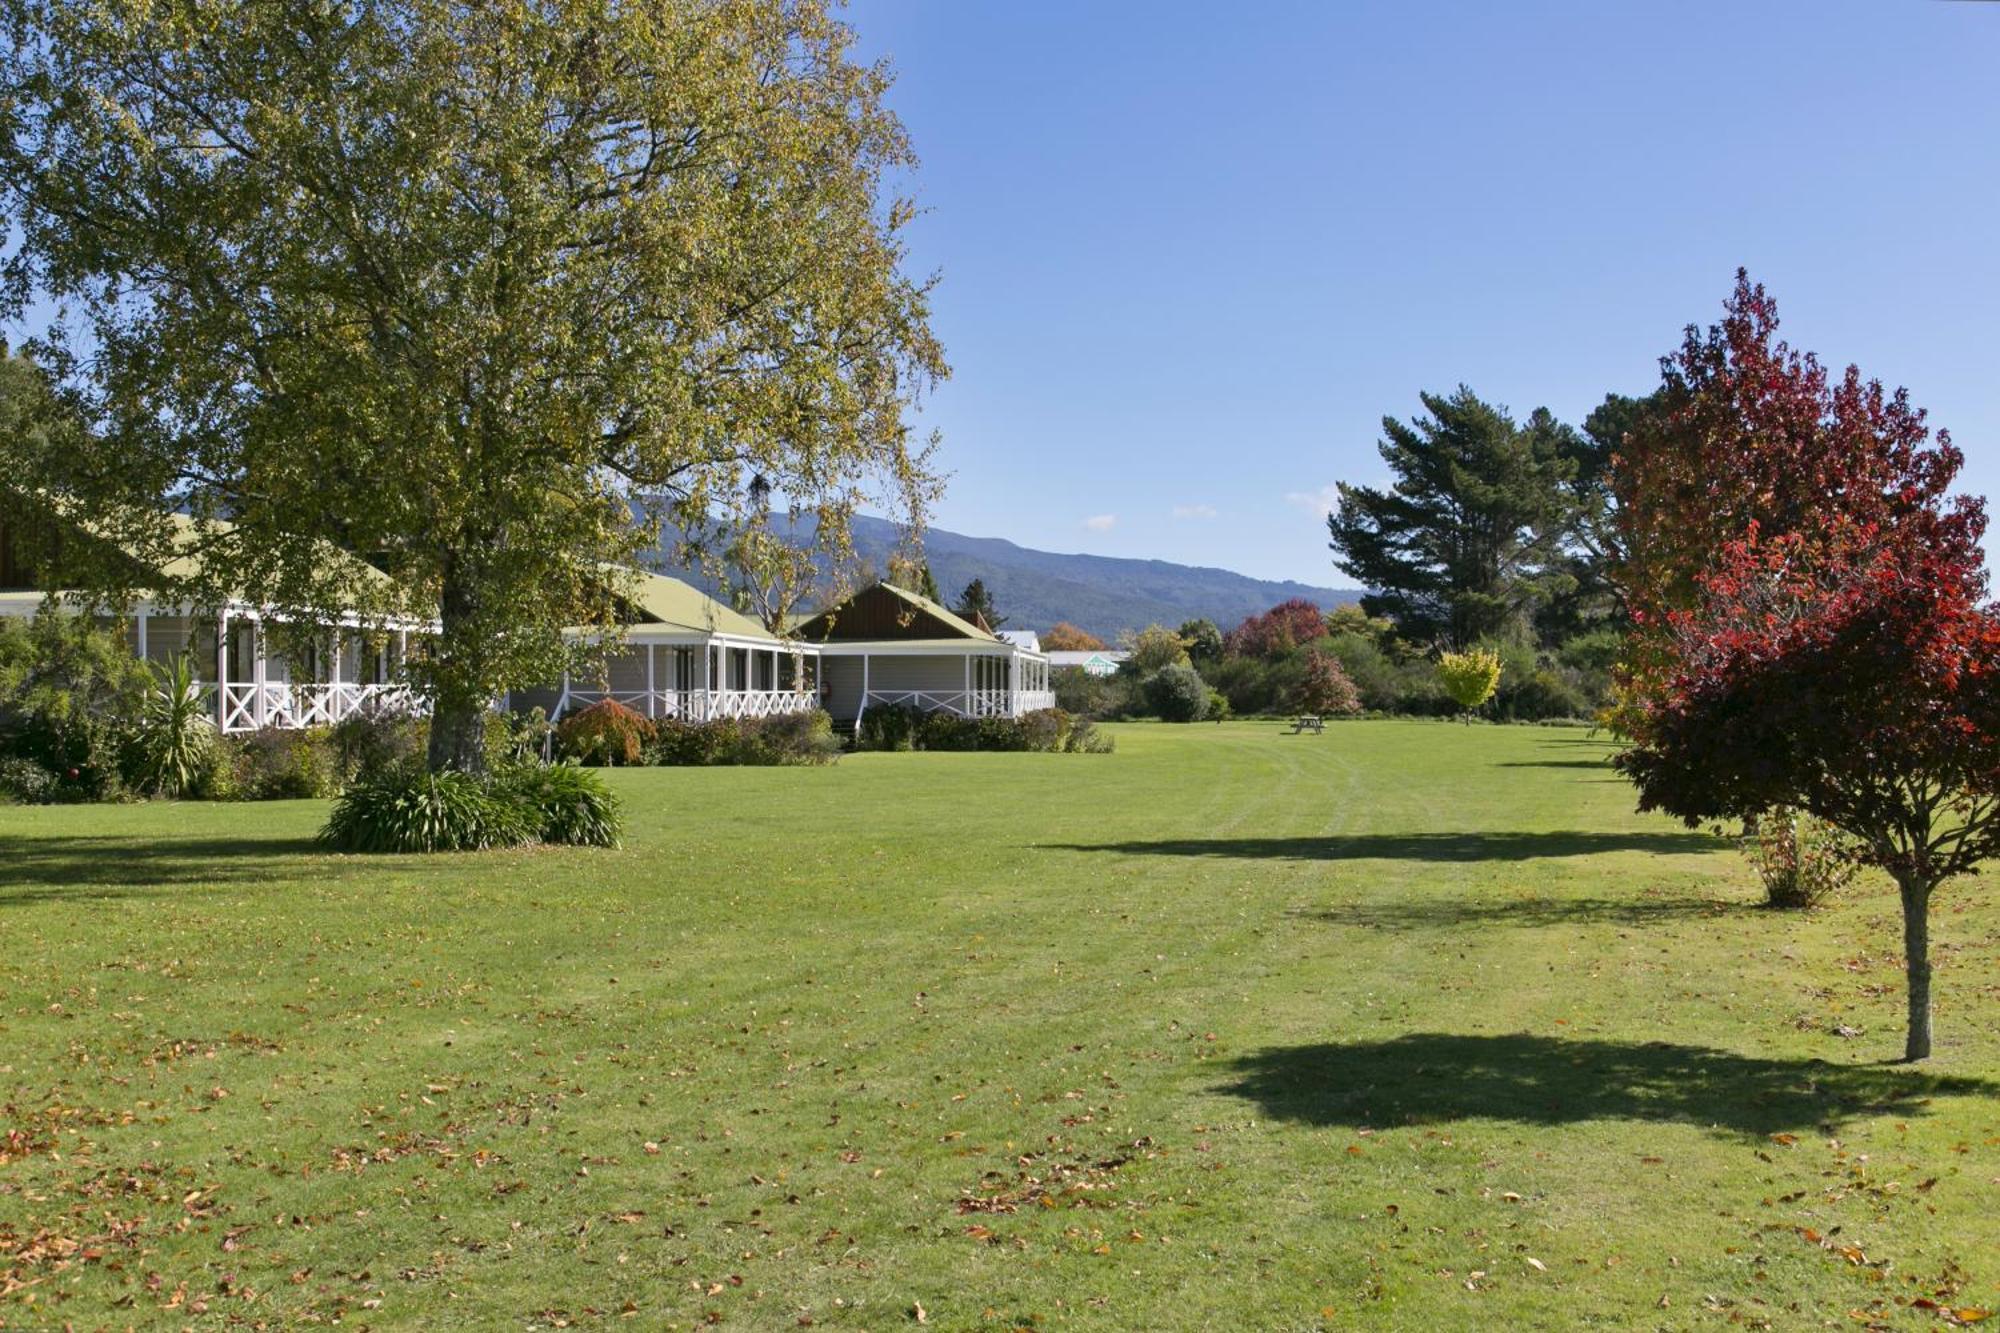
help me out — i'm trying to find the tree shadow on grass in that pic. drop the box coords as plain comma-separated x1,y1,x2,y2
1292,893,1732,930
1050,831,1723,863
1220,1033,1998,1138
1493,759,1614,770
0,833,331,899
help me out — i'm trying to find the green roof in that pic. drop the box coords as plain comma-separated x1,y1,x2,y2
617,570,780,641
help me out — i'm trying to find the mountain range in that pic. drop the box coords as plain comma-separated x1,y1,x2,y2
661,513,1362,640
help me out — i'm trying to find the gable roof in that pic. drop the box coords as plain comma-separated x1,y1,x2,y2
795,581,1001,645
616,570,776,640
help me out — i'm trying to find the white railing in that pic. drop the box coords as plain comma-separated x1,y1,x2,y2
216,683,422,734
556,688,818,723
862,689,1058,721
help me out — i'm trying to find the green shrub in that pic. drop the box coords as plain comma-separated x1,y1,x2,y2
126,654,222,797
1017,707,1073,752
855,702,922,752
321,768,536,853
331,708,429,781
230,726,342,799
1051,666,1124,718
647,710,840,765
0,609,148,802
555,698,650,766
490,707,554,767
1742,808,1861,910
1064,717,1115,753
493,762,623,847
1205,688,1232,722
0,754,57,803
1143,664,1210,723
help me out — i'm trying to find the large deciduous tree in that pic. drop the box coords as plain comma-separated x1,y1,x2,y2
1329,387,1577,647
1614,273,1997,1061
0,0,944,771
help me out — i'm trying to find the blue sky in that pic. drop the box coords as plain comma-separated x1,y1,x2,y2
845,0,2000,584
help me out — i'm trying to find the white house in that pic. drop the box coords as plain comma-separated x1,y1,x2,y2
795,582,1054,725
1048,649,1128,678
1,508,425,733
512,571,822,723
995,629,1041,653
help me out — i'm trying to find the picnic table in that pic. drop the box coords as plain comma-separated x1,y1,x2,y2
1289,714,1324,734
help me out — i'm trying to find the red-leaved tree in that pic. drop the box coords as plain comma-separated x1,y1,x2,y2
1225,598,1327,659
1614,276,1999,1060
1296,648,1363,717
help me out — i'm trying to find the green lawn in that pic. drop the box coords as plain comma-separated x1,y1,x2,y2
3,721,1997,1329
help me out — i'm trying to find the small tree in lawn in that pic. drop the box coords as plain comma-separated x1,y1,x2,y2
1436,648,1501,723
1618,521,2000,1061
1297,648,1362,717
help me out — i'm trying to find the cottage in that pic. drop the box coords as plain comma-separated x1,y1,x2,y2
1047,649,1129,678
515,571,822,724
795,582,1053,726
0,508,424,733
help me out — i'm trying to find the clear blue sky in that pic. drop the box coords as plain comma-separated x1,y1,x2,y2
844,0,2000,584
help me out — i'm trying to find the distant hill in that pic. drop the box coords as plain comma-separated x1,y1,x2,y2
657,513,1362,640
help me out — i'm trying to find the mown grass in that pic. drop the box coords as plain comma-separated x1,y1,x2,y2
2,720,1996,1329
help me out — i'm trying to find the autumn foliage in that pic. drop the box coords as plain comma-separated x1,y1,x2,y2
1224,598,1327,658
1041,622,1106,652
1296,649,1362,717
1614,273,2000,1060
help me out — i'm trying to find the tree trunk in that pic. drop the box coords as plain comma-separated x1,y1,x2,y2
425,561,489,775
427,697,488,774
1898,874,1934,1061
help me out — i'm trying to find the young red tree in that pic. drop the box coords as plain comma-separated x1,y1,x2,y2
1296,648,1362,717
1614,276,1997,1060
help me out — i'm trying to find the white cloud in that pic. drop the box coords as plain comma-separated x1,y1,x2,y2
1171,503,1217,520
1083,513,1117,533
1285,485,1343,519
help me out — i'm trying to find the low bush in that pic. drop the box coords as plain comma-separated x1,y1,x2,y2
493,762,623,847
0,754,57,804
331,708,429,781
1143,664,1210,723
854,702,922,752
1742,808,1861,910
1017,707,1073,752
648,710,841,765
1063,716,1115,753
321,768,537,853
555,699,650,766
229,726,343,799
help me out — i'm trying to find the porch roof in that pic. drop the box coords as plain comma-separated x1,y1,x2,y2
612,570,783,642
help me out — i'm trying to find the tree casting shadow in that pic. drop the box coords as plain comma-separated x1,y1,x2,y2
0,833,331,896
1221,1033,1997,1138
1051,830,1722,863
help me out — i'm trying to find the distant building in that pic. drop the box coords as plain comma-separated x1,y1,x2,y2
1048,649,1128,678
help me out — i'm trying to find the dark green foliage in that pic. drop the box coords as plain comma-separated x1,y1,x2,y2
330,709,430,782
1329,388,1578,646
229,727,343,799
555,699,650,766
1143,664,1210,723
321,768,536,854
0,754,57,803
647,710,841,766
855,702,922,752
491,763,623,848
855,704,1094,753
1051,666,1124,718
1179,619,1223,664
953,577,1005,630
1206,688,1232,722
0,609,148,801
1063,717,1115,753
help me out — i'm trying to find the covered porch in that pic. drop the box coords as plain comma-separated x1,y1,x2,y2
546,630,823,723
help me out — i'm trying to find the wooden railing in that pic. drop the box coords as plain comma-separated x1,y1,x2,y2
556,688,818,723
216,683,422,734
862,689,1058,721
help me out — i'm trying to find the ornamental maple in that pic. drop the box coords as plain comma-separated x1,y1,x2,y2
1614,277,1998,1060
1225,599,1328,659
1296,648,1362,717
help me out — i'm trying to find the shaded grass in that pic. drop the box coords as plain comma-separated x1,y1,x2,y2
1,719,1996,1329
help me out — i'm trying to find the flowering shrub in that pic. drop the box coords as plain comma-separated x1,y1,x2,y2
554,698,649,766
1741,807,1861,910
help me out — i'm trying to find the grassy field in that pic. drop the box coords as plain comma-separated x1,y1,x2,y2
2,720,1997,1330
